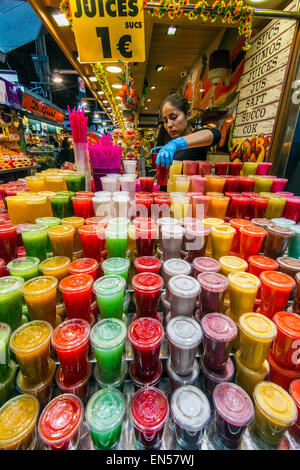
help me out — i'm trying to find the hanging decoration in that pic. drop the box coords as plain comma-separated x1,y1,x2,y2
118,64,139,110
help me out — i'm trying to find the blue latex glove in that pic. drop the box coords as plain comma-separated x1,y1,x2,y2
156,137,187,168
150,146,162,156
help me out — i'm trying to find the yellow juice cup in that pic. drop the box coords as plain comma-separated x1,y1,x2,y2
203,217,224,256
211,224,236,260
220,256,248,304
205,176,225,193
174,176,190,192
0,394,40,450
25,176,45,192
169,161,183,180
24,196,48,223
61,217,84,254
48,225,75,261
264,196,286,219
208,196,229,219
170,196,190,220
235,350,269,398
39,256,70,306
228,271,260,321
38,191,56,217
167,180,173,193
239,313,277,371
21,276,58,327
6,196,28,225
44,175,67,192
225,308,240,350
10,320,52,385
253,381,297,446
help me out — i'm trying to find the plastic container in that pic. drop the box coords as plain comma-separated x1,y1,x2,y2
166,316,202,376
200,356,234,402
192,257,221,277
259,272,295,319
7,257,40,282
21,224,48,262
248,255,278,299
201,313,237,371
213,382,254,449
16,359,56,408
276,257,300,279
288,225,300,259
132,273,163,319
171,385,210,449
239,225,266,261
184,225,210,262
59,274,93,323
272,311,300,370
48,225,75,261
134,256,162,274
161,225,185,260
283,196,300,222
162,258,191,300
102,257,130,281
253,381,297,446
219,256,248,277
197,272,229,319
94,358,127,392
68,258,99,279
166,357,199,394
211,225,236,260
235,350,269,397
131,387,169,449
0,276,24,330
228,272,260,321
267,350,300,391
168,274,200,317
93,275,126,320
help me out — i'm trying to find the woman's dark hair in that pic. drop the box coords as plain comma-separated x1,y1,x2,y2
160,94,190,117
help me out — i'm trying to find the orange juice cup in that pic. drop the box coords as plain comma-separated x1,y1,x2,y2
208,196,229,219
21,276,58,327
211,225,236,260
48,225,75,261
37,191,56,217
228,271,260,321
10,320,53,385
6,196,28,225
24,196,48,224
61,217,84,254
205,176,225,194
25,176,45,192
39,256,70,306
44,175,67,192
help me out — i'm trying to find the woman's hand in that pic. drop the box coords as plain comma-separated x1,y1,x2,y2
150,146,162,156
156,137,187,168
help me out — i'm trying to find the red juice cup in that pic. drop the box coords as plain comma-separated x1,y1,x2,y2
189,176,206,193
191,195,210,219
182,160,198,176
239,225,267,261
154,195,171,219
267,351,299,391
272,312,300,370
248,255,278,298
290,380,300,434
38,394,83,450
139,177,155,192
230,219,253,255
228,162,242,176
78,225,105,262
134,256,162,274
131,387,169,449
271,178,288,193
198,162,212,176
259,271,295,319
59,274,94,322
201,312,237,371
51,318,90,385
197,272,229,319
192,257,221,277
238,177,255,193
135,195,153,218
135,224,157,257
55,362,91,403
72,196,92,219
249,196,269,219
228,196,250,219
156,164,169,186
132,273,163,319
283,197,300,222
85,217,108,228
215,162,229,176
213,382,254,449
128,317,164,380
0,224,18,264
68,258,99,280
223,176,239,193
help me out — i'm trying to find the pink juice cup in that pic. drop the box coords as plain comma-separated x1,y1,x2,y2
189,176,206,193
256,162,272,175
183,160,199,176
191,195,211,219
271,178,288,193
283,197,300,222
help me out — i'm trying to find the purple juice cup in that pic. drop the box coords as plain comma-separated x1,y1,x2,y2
192,257,221,278
197,272,229,319
201,313,237,371
168,275,200,318
200,356,234,403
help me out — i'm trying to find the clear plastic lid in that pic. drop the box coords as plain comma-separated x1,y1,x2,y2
197,272,229,293
157,217,179,228
213,382,254,427
248,255,278,271
253,381,297,426
128,317,164,350
228,271,261,290
163,259,191,276
267,225,294,237
260,271,295,291
251,218,272,229
132,273,163,292
90,318,126,350
7,257,40,273
131,387,169,431
59,274,93,293
39,257,70,273
10,320,52,353
200,355,234,382
101,257,130,274
20,223,47,234
68,258,99,275
161,225,185,238
22,276,58,295
219,256,248,272
168,275,200,298
239,313,277,341
93,274,126,296
271,218,296,227
167,316,203,348
52,319,90,351
192,257,221,273
201,313,237,343
85,388,125,432
134,256,162,272
273,311,300,340
277,257,300,273
171,385,210,432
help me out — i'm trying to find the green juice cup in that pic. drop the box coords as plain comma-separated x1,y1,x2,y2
65,173,82,193
7,257,40,281
93,275,126,320
77,173,86,191
90,318,126,383
106,226,128,258
56,191,75,217
101,257,130,281
0,277,24,331
0,360,17,406
36,217,61,255
20,224,48,261
49,195,70,219
0,323,11,381
85,388,125,450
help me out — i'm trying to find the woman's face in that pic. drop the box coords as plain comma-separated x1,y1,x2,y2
162,101,190,139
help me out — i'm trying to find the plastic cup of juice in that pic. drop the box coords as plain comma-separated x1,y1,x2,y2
162,258,191,300
283,196,300,222
101,257,130,281
10,320,52,384
59,274,93,323
65,173,82,192
200,356,234,403
205,176,225,193
0,224,18,265
213,383,254,449
0,276,24,331
91,318,126,383
135,224,157,257
105,225,128,258
21,276,57,327
168,274,200,318
166,316,202,376
184,224,210,262
86,388,125,450
192,257,221,277
0,323,11,381
197,272,229,319
40,256,70,306
264,225,294,259
229,219,253,256
160,224,185,260
219,256,248,277
272,311,300,370
68,258,99,280
201,313,237,371
0,394,40,450
20,224,48,261
6,196,28,225
242,162,258,176
72,196,92,219
38,394,83,450
61,217,84,254
48,195,69,220
48,225,75,261
235,350,270,398
93,275,126,321
16,358,55,408
78,225,105,262
171,385,210,449
36,216,61,254
208,196,229,220
134,256,162,274
228,272,260,321
7,257,40,281
239,225,267,261
25,176,45,192
131,387,169,449
211,225,236,260
259,271,295,320
128,317,164,381
238,313,277,371
56,191,75,217
253,381,297,446
276,257,300,279
132,273,163,319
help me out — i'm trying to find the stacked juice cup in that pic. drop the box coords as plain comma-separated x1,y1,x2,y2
0,323,17,407
21,276,58,327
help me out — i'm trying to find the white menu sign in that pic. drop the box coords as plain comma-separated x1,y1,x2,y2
232,1,297,140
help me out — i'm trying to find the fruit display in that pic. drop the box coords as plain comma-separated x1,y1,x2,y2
229,133,271,163
0,144,34,170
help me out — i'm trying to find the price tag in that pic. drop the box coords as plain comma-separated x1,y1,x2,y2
2,125,9,138
69,0,145,63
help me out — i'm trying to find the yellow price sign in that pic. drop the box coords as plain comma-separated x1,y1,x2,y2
69,0,146,63
2,125,9,138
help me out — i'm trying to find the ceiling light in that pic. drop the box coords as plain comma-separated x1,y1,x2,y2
89,76,97,82
106,66,122,73
98,91,104,95
144,107,148,110
103,100,108,104
52,73,63,84
147,98,151,102
150,85,155,90
52,13,70,27
116,96,122,100
155,65,164,72
167,25,178,36
112,84,122,89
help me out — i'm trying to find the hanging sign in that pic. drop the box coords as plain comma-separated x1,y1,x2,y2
22,93,65,123
69,0,145,63
78,76,86,97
